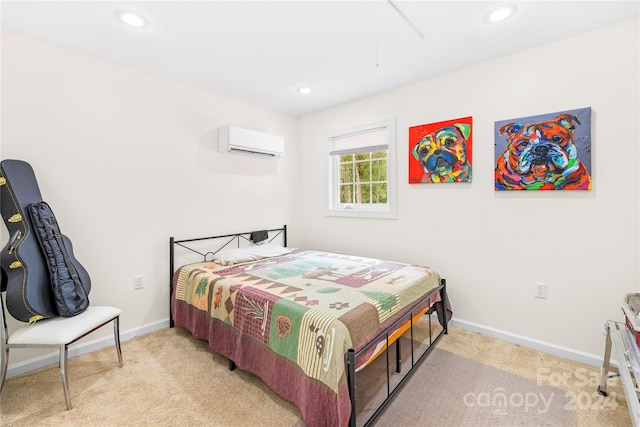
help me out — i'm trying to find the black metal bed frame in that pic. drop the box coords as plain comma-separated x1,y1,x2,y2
348,281,447,427
168,225,448,427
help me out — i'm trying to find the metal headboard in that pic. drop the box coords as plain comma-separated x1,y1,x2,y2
168,225,287,327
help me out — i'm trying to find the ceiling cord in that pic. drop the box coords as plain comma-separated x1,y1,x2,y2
386,0,425,40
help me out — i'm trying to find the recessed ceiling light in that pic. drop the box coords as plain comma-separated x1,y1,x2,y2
297,86,313,95
487,4,518,23
115,10,149,28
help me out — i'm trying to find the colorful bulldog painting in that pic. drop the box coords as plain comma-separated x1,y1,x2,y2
409,116,473,184
494,107,592,191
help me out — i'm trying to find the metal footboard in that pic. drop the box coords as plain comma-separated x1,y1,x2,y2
347,279,448,427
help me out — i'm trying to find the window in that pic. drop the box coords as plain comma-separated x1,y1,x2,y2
326,119,396,219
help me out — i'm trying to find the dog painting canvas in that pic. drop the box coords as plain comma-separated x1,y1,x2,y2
409,116,473,184
494,107,592,191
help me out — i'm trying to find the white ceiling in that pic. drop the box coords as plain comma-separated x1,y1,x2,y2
1,1,638,116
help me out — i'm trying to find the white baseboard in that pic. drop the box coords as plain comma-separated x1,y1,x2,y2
5,315,608,380
5,318,170,379
448,317,607,368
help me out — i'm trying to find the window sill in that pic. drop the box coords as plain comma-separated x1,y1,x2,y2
325,209,397,219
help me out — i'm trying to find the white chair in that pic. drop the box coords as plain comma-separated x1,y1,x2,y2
0,292,123,410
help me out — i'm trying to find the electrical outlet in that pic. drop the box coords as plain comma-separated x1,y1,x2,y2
134,275,144,290
535,282,547,299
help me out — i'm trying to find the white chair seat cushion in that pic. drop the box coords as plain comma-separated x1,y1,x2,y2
8,306,121,345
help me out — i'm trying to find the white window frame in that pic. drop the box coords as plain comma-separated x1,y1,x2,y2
326,118,397,219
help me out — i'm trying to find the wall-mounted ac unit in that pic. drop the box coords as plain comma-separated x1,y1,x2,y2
218,126,284,158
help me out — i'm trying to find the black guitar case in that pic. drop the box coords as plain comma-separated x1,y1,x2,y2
29,201,90,317
0,159,91,322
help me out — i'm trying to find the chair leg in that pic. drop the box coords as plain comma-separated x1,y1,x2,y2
59,344,72,410
113,316,123,368
1,299,9,394
54,316,121,411
0,346,8,394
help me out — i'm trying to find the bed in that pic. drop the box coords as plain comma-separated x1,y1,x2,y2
169,226,450,427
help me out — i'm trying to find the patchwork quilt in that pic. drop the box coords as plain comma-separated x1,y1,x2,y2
173,249,442,426
175,249,440,390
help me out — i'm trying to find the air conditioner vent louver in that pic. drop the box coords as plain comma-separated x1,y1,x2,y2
229,148,277,158
219,126,284,158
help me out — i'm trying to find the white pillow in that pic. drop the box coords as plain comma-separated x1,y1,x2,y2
244,243,292,257
213,243,292,265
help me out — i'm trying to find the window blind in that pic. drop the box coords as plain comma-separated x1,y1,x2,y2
329,127,389,156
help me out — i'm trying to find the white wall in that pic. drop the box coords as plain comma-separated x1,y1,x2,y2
0,31,299,367
296,18,639,359
1,18,638,373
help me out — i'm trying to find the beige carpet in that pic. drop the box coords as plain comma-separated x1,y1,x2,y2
0,326,631,426
364,348,574,426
